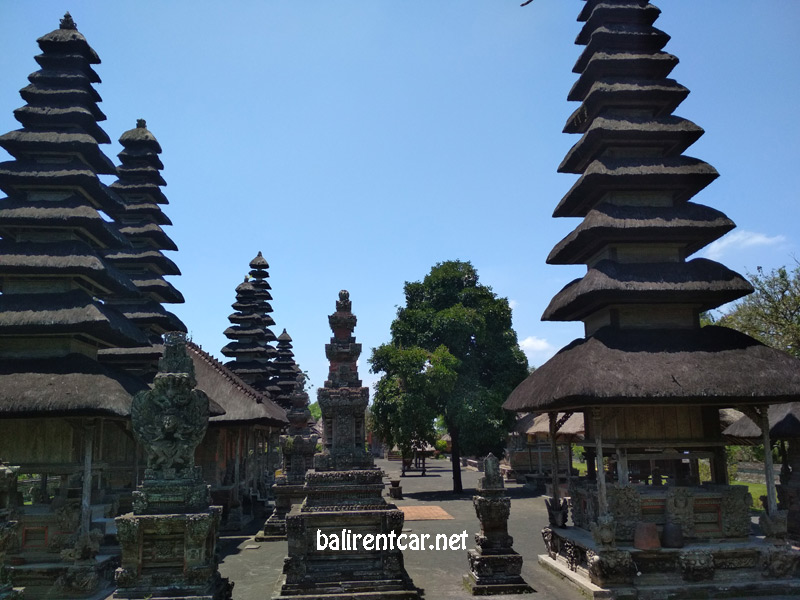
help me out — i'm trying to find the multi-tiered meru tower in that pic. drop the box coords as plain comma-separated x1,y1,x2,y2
505,1,800,598
99,119,187,379
221,252,278,396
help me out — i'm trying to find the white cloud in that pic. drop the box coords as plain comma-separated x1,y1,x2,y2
702,230,787,261
519,335,557,366
508,299,518,310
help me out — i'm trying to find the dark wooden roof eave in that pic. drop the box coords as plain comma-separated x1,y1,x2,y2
504,326,800,413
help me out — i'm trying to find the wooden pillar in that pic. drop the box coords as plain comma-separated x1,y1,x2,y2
566,438,573,487
234,428,242,496
617,448,629,484
81,422,95,537
712,446,729,484
586,449,596,481
39,472,48,503
549,413,560,504
593,408,608,516
761,409,778,515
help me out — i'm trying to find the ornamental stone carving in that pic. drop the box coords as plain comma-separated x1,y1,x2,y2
678,549,715,582
587,549,635,586
666,487,695,537
761,545,799,578
720,485,752,538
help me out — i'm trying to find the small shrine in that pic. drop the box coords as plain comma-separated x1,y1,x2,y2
258,373,318,541
274,291,419,599
113,332,233,600
464,453,533,595
504,1,800,598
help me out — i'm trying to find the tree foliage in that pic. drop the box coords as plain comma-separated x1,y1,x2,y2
718,263,800,358
369,260,529,492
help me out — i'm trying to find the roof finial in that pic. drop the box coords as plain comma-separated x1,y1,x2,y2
60,12,77,30
136,118,147,129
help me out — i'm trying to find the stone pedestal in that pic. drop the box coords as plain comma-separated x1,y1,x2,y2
256,480,304,541
464,454,533,595
112,333,233,600
274,291,419,599
388,479,403,500
258,376,319,542
276,471,416,599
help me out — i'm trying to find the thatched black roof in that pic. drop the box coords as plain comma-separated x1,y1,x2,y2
0,160,124,215
569,51,679,102
548,202,734,265
103,248,180,276
559,116,703,174
0,195,129,248
564,79,688,134
723,403,800,440
573,23,670,74
0,239,140,296
555,157,719,218
543,258,752,321
504,326,800,412
0,289,149,347
188,343,287,426
0,353,147,418
13,105,109,144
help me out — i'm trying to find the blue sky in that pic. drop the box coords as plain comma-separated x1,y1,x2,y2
1,1,798,393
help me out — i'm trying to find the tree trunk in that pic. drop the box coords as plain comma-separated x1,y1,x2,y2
451,426,463,493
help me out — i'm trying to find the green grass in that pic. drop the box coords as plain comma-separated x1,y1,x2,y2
732,480,767,512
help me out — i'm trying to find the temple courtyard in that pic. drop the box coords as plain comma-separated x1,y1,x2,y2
213,458,579,600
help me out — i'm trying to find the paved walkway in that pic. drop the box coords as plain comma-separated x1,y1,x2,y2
218,458,584,600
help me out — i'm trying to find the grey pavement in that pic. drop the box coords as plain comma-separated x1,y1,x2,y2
217,458,584,600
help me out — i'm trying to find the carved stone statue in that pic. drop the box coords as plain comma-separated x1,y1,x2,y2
113,332,232,600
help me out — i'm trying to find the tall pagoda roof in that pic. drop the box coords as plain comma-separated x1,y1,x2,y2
504,0,800,413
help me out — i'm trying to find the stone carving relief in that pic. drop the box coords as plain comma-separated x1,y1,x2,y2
678,549,715,582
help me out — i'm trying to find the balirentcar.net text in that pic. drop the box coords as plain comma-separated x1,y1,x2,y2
317,528,469,551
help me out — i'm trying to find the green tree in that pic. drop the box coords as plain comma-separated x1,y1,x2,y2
718,263,800,357
369,260,529,492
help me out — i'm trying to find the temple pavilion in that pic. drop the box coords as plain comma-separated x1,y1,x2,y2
504,1,800,597
0,14,151,598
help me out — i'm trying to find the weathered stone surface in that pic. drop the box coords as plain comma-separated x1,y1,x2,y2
113,333,232,600
274,291,418,599
464,454,532,595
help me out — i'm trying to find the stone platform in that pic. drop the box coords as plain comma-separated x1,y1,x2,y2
540,525,800,599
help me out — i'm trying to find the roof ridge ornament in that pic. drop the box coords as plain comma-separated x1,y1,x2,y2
60,12,77,30
136,118,147,129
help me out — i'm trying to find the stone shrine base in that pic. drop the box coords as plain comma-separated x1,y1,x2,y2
463,549,534,596
256,483,305,542
540,525,800,599
8,555,116,599
273,503,420,600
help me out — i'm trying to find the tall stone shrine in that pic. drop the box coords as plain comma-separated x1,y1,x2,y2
274,291,419,600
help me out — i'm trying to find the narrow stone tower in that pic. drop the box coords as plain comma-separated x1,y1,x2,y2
274,291,419,599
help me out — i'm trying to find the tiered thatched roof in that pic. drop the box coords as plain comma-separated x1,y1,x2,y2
504,0,800,414
221,252,278,394
98,120,186,378
0,13,148,357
